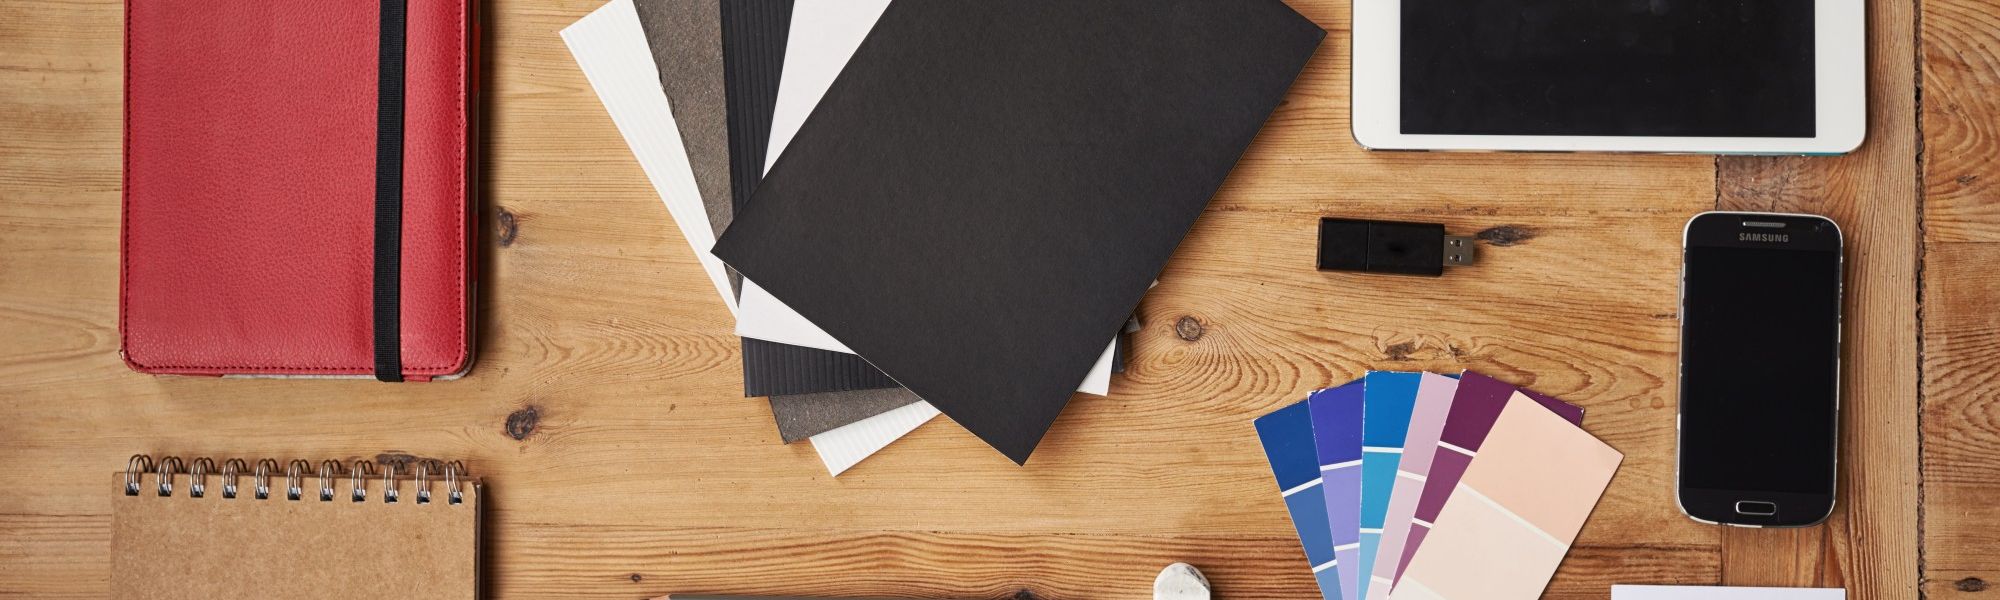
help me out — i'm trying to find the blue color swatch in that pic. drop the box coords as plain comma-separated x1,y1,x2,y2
1256,400,1342,600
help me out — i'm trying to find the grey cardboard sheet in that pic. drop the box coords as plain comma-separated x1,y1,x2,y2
769,388,922,443
632,0,733,244
712,0,1324,463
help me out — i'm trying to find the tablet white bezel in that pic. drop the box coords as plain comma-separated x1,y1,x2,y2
1351,0,1866,154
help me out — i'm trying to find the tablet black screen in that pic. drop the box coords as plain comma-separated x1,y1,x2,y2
1401,1,1816,137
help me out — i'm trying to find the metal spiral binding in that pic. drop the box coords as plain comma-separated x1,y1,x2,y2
221,459,246,499
286,460,310,501
124,455,153,496
188,458,213,498
120,454,469,505
446,461,465,505
381,462,400,504
317,460,342,501
152,457,183,497
255,459,279,500
414,461,434,504
154,457,183,496
349,461,374,502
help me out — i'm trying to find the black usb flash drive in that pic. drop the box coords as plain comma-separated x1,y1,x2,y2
1316,218,1477,276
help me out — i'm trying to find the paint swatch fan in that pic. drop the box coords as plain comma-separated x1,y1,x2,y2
1254,371,1621,600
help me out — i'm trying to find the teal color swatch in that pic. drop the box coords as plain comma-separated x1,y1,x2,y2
1356,371,1420,599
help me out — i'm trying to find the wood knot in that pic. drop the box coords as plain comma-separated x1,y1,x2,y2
372,452,424,471
505,406,541,441
1384,341,1418,361
1959,174,1980,186
1476,225,1536,247
1958,577,1990,592
1010,589,1044,600
629,573,644,583
1174,316,1204,341
496,208,519,247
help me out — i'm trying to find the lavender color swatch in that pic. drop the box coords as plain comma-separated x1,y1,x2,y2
1366,371,1459,599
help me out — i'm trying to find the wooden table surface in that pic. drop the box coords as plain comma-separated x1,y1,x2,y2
1,0,1991,598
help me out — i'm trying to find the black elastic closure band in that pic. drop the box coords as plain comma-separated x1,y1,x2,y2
373,0,408,382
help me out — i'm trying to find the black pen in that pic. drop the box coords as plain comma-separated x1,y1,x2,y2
661,596,955,600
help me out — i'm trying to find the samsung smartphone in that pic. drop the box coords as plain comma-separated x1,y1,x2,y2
1677,212,1844,527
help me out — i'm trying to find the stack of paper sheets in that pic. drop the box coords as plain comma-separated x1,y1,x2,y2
1255,371,1623,600
562,0,1320,474
561,0,947,476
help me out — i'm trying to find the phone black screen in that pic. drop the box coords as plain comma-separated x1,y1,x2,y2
1679,244,1840,494
1401,0,1817,137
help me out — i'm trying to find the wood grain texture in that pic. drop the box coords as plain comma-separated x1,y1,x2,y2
0,0,1943,598
1922,0,2000,596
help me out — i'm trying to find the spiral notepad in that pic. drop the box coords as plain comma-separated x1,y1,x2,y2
111,455,481,599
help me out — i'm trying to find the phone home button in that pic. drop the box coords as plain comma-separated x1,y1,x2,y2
1735,501,1778,516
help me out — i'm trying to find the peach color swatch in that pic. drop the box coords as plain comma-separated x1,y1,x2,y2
1388,392,1623,600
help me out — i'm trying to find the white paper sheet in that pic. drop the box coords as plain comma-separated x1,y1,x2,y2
809,400,941,475
562,0,738,316
763,0,896,174
736,0,1113,394
1612,586,1845,600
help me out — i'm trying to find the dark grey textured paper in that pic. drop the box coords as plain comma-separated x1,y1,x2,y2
705,0,901,398
713,0,1324,463
720,0,792,215
1112,332,1127,375
740,339,898,397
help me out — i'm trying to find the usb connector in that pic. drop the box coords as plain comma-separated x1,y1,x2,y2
1316,218,1479,276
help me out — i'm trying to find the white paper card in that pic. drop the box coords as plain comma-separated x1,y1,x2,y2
561,0,737,316
765,0,895,174
810,401,942,476
1612,586,1845,600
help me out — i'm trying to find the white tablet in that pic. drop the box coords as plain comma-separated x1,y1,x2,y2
1352,0,1865,154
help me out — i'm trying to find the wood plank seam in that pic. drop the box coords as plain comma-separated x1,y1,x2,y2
1913,0,1931,595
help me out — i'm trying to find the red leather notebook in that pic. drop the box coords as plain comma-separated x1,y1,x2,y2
122,1,475,380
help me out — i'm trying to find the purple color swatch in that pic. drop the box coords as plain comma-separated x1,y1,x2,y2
1309,380,1365,600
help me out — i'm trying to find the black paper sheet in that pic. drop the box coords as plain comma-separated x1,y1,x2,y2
714,0,1324,463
